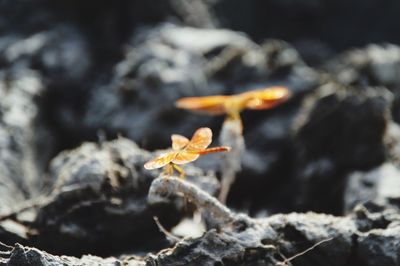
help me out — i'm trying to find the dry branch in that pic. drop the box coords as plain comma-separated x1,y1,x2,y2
148,176,237,227
218,118,245,203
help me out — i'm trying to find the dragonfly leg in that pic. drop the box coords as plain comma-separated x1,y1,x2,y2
232,112,241,121
225,111,243,135
227,110,242,122
161,163,174,178
173,164,186,179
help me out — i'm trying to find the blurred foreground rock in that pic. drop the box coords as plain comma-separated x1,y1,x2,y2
293,84,391,214
344,162,400,212
2,1,400,265
0,242,145,266
0,138,220,257
0,68,49,246
2,200,400,266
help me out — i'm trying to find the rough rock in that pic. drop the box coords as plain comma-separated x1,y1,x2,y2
344,162,400,213
3,195,400,265
83,23,319,214
83,24,318,150
324,44,400,127
30,138,219,256
326,44,400,90
0,25,90,81
293,84,392,214
0,21,93,198
2,1,400,265
0,69,45,213
0,242,145,266
148,177,400,266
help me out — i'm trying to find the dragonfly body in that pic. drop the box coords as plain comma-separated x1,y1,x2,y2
144,127,230,179
176,86,290,120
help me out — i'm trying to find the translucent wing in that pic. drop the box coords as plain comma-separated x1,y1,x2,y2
171,134,190,150
175,95,230,115
186,127,212,152
144,151,177,170
172,151,200,165
243,87,290,110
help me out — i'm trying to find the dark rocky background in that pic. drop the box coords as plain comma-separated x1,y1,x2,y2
1,1,400,265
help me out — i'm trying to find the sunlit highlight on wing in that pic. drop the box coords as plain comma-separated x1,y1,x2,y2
171,134,190,150
175,95,230,115
144,152,177,169
172,151,200,165
176,86,291,115
186,127,212,152
144,127,230,178
243,87,291,110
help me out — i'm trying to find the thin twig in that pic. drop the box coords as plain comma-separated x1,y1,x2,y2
277,237,334,266
218,118,245,203
153,216,181,243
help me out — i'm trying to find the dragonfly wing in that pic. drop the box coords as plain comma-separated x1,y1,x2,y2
171,134,190,150
172,151,200,165
175,95,230,115
186,127,212,152
244,87,290,110
144,152,177,169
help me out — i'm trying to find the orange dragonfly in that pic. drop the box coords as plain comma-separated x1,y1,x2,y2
175,86,290,121
144,127,230,179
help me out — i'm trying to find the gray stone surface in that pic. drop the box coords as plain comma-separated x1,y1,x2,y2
0,243,145,266
344,163,400,212
31,138,219,256
3,200,400,265
0,68,47,249
1,1,400,265
293,84,391,214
